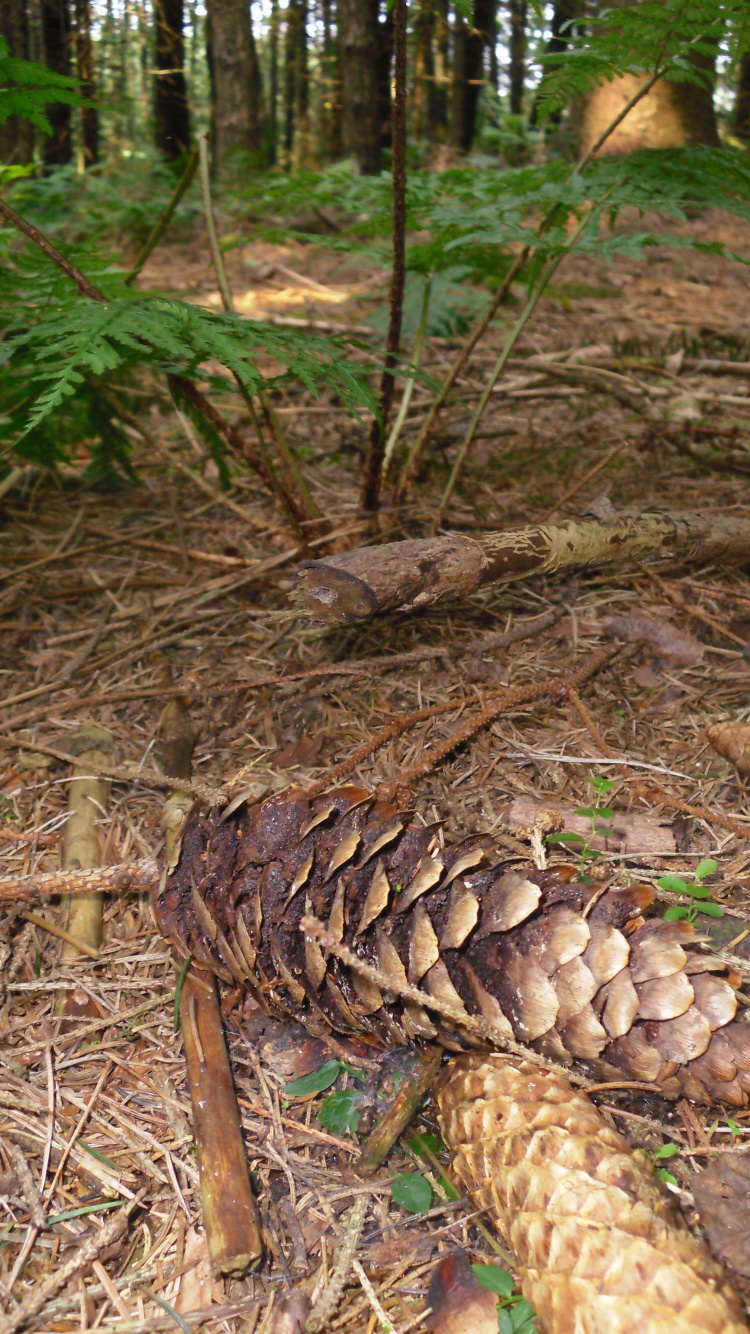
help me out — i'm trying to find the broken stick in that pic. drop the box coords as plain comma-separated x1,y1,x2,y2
291,509,750,624
158,697,262,1277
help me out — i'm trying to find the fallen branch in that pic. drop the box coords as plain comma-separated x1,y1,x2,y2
292,509,750,624
58,726,116,972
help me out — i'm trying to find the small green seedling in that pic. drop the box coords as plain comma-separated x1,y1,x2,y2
472,1265,539,1333
658,859,722,923
651,1141,680,1187
546,773,614,885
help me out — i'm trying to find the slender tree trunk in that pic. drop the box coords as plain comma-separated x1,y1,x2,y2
413,0,435,140
489,5,498,91
41,0,73,168
450,0,494,152
338,0,381,173
268,0,279,163
529,0,578,126
153,0,190,160
205,0,264,168
321,0,341,158
508,0,526,115
734,51,750,141
293,0,310,167
284,0,297,159
376,0,393,157
73,0,98,165
0,0,34,165
432,0,449,137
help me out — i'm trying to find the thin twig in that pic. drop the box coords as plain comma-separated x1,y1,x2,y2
360,0,407,511
381,279,431,482
393,57,686,508
432,204,598,531
124,147,199,286
306,1194,370,1333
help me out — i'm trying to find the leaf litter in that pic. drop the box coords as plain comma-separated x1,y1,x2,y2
4,208,750,1330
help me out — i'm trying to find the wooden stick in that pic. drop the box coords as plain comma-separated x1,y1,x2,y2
292,509,750,625
158,696,263,1277
356,1047,443,1176
59,726,116,962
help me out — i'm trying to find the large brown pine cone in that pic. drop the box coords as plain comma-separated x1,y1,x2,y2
154,784,750,1106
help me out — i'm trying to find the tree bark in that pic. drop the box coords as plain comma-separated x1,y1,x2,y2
154,0,190,160
205,0,264,168
338,0,381,173
450,0,494,152
73,0,98,165
529,0,579,126
41,0,72,169
508,0,526,115
291,510,750,623
268,0,279,163
734,51,750,142
412,0,435,140
0,0,34,165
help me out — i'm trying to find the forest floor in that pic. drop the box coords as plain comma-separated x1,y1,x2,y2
3,203,750,1333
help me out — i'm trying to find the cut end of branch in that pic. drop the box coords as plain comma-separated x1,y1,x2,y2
290,561,379,624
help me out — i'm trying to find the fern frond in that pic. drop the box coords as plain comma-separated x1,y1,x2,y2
534,0,745,122
0,36,86,135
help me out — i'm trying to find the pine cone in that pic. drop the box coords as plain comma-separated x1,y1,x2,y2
436,1053,747,1334
154,784,750,1106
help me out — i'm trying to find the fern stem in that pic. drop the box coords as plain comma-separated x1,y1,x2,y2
123,147,198,288
381,278,431,484
431,203,598,533
359,0,408,514
394,49,690,509
0,197,106,303
197,134,234,313
393,254,525,506
197,133,322,537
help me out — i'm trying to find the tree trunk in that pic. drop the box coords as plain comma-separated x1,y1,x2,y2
734,51,750,142
291,0,310,167
291,510,750,623
432,0,450,138
529,0,578,126
205,0,264,168
73,0,98,165
284,0,296,159
450,0,494,152
338,0,381,173
153,0,190,160
413,0,436,141
41,0,72,168
375,0,393,158
268,0,279,163
508,0,526,115
0,0,34,165
320,0,341,158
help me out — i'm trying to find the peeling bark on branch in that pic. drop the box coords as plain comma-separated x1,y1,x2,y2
292,510,750,624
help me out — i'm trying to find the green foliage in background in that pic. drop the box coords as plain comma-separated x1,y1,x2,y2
3,0,750,482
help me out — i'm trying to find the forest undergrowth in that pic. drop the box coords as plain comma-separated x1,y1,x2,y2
5,182,750,1330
